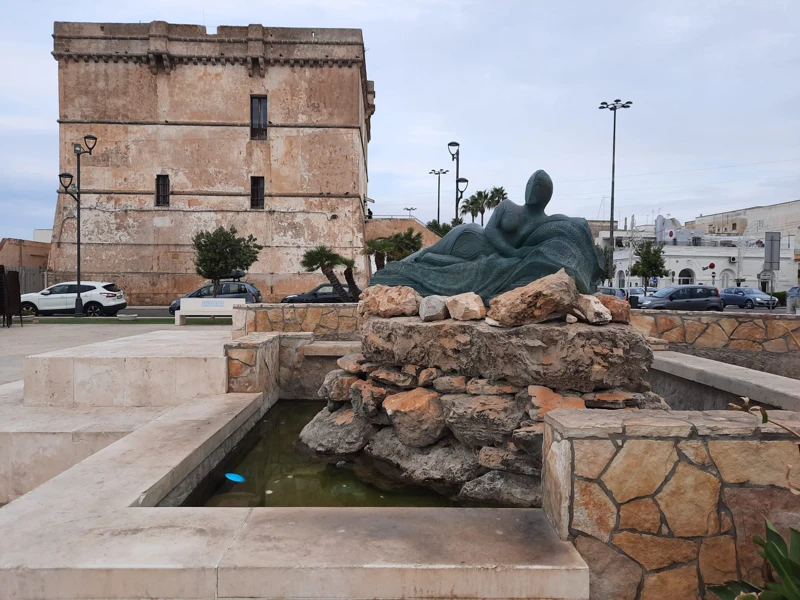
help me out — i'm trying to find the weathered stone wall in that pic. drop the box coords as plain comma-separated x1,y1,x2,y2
544,408,800,599
223,332,279,395
0,239,49,270
232,303,358,340
49,22,376,305
632,310,800,379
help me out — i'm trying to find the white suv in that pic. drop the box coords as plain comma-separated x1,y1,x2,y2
21,281,127,317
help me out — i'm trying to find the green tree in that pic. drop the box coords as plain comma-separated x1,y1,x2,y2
460,193,482,223
596,246,616,283
426,219,453,237
387,227,423,261
450,216,464,226
192,226,263,297
339,257,362,301
629,240,670,294
363,238,393,270
487,186,508,214
300,245,351,302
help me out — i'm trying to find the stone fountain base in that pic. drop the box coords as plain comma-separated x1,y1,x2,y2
300,315,664,507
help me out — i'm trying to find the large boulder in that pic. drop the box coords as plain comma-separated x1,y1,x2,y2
317,369,348,400
383,388,447,447
349,379,388,419
441,393,527,447
478,446,541,476
364,428,482,490
419,295,449,322
358,284,421,318
575,294,612,325
361,317,652,392
486,269,579,327
299,406,378,455
596,294,631,323
456,470,542,507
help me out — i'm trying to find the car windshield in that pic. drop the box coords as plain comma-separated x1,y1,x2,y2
653,287,677,298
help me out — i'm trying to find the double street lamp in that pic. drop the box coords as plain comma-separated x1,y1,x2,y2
447,141,469,219
429,168,449,224
58,134,97,316
598,99,632,284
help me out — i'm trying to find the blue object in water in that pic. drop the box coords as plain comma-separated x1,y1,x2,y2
225,473,245,483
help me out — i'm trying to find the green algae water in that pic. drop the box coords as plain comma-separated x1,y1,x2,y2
184,401,455,508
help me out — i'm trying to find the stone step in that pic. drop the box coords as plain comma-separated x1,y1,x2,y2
303,340,362,356
22,329,230,407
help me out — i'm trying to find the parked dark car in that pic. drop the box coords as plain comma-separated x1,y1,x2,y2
597,286,627,299
637,285,723,311
281,284,352,303
720,287,779,309
169,281,262,315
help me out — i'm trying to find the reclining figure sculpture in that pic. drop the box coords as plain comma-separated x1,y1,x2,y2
371,169,605,302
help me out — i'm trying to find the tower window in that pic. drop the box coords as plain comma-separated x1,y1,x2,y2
251,177,265,209
155,174,170,207
251,96,268,140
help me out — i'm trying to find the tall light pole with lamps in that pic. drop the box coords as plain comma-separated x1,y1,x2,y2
447,141,463,219
598,99,632,284
429,168,448,224
58,133,97,316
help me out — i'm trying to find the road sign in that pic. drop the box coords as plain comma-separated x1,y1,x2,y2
711,271,716,277
765,232,781,271
760,272,773,282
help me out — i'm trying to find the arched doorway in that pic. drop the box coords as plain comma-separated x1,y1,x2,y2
678,268,695,285
720,269,735,289
617,271,626,289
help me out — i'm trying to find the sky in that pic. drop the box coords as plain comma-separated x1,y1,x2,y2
1,0,799,241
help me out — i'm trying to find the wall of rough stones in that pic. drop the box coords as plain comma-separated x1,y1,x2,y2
632,310,800,379
543,408,800,599
232,303,359,340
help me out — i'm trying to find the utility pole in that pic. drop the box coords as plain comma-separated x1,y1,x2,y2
429,169,449,224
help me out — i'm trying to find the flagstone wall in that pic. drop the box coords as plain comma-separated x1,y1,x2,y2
232,303,359,340
543,408,800,599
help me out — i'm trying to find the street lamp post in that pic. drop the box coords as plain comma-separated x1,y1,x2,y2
429,168,449,224
456,177,469,217
447,141,462,219
403,207,417,219
598,99,632,284
58,134,97,316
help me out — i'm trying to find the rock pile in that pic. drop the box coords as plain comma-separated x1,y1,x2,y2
300,270,665,507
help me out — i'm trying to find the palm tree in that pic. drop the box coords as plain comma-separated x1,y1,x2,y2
460,194,482,223
300,245,351,302
387,227,424,261
426,219,452,238
363,238,393,270
339,257,362,301
487,186,508,213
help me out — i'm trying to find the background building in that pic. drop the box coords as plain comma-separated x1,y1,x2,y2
48,21,376,305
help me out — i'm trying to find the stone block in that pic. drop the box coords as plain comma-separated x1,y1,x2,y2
684,320,707,343
699,536,737,585
478,446,541,476
631,314,657,337
694,323,728,348
575,535,641,600
370,366,417,389
618,498,661,533
364,429,481,489
383,388,446,448
487,269,579,327
657,462,720,537
545,408,626,439
641,566,700,600
573,439,616,479
511,424,544,457
299,406,378,455
336,353,365,374
466,379,520,395
361,317,653,392
527,386,585,420
358,284,421,318
576,294,612,325
432,375,467,393
612,532,697,571
329,375,359,402
445,292,486,321
602,440,678,503
596,293,631,323
624,414,693,437
456,470,542,507
317,368,348,400
709,440,800,488
419,295,449,321
441,394,526,447
417,367,443,387
572,479,616,542
581,389,637,409
349,379,388,419
543,432,571,539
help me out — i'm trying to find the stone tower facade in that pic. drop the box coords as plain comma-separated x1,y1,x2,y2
49,21,376,304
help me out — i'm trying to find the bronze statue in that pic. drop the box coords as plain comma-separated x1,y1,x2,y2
371,170,603,301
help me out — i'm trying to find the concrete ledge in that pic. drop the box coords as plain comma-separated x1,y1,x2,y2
652,351,800,411
302,340,362,356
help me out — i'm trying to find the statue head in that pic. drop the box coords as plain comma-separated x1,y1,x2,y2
524,170,553,211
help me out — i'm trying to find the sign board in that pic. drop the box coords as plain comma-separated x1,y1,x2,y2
764,232,781,271
760,272,773,282
711,271,717,277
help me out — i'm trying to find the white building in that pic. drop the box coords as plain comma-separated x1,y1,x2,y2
601,215,798,292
